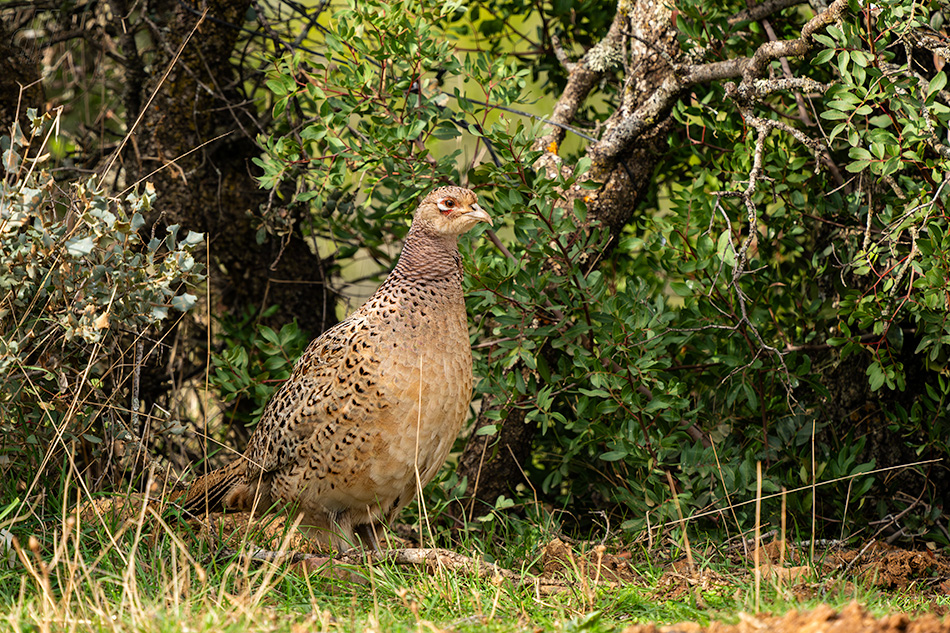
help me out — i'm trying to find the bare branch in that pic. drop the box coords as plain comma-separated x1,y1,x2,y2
743,0,847,82
231,546,626,593
589,0,847,171
551,33,575,72
737,76,829,101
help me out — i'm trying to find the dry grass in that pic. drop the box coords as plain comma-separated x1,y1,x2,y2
1,482,948,633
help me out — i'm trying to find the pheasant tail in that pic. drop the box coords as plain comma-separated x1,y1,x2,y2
180,459,245,515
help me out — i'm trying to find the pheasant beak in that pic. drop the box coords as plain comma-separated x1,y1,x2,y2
466,203,493,227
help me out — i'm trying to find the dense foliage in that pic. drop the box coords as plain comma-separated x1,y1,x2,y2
2,0,949,547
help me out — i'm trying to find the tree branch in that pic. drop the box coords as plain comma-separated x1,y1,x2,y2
589,0,848,173
533,7,628,153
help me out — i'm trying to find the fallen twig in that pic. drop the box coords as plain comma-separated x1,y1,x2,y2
211,545,621,592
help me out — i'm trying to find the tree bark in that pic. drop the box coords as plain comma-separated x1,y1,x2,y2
118,0,336,337
98,0,338,458
0,14,43,133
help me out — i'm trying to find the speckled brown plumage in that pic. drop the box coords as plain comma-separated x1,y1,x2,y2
183,186,491,552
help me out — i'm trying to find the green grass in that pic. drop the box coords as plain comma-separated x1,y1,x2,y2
1,490,947,633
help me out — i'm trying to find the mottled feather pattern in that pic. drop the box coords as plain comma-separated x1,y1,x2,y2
183,186,490,552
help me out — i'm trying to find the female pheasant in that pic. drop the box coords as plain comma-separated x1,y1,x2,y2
184,186,491,552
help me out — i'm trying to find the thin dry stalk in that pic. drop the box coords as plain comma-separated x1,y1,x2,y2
840,478,854,542
665,470,694,570
201,235,212,496
810,417,817,563
645,511,653,549
712,441,745,554
414,354,436,551
754,461,762,613
779,487,787,586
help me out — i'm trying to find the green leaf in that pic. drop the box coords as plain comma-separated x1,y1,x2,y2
65,236,95,256
821,109,850,121
928,71,947,100
182,231,205,246
406,118,428,140
845,160,869,173
431,122,461,140
170,293,197,312
263,356,286,371
670,281,691,296
716,230,736,268
867,364,885,391
266,78,289,96
259,326,280,345
813,48,835,64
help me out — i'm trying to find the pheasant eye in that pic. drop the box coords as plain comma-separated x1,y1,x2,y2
437,198,456,215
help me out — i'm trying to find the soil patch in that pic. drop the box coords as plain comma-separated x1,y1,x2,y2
540,537,642,584
621,601,950,633
823,543,950,591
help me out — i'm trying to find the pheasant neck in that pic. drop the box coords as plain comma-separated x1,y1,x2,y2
386,228,462,286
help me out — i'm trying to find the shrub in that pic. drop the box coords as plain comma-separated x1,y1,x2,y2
0,109,205,491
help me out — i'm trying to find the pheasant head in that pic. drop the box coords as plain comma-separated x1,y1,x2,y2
413,186,492,237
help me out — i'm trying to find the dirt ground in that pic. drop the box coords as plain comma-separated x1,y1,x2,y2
620,602,950,633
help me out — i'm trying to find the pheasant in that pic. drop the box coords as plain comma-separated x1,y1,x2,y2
183,186,491,553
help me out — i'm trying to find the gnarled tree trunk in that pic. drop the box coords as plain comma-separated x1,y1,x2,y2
115,0,336,338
